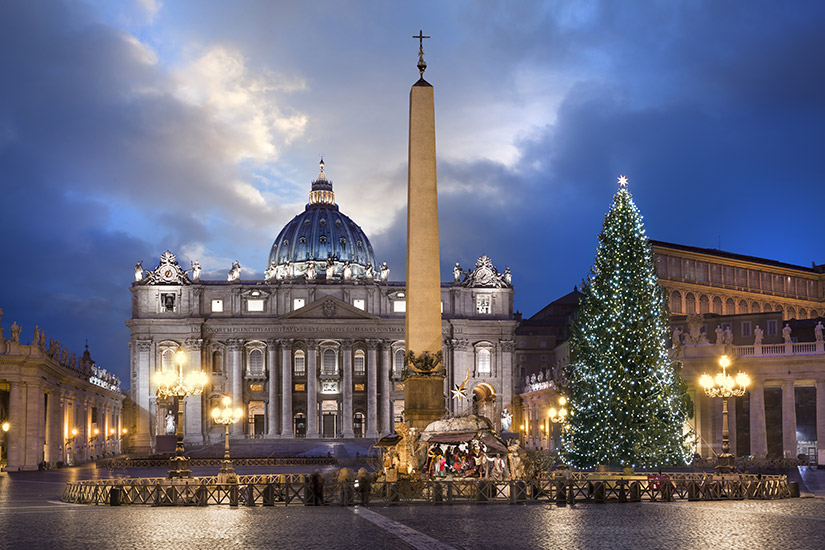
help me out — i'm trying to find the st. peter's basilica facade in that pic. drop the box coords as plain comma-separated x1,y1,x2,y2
127,161,516,454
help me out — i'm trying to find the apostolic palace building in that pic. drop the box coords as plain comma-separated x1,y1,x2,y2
127,161,517,455
517,240,825,466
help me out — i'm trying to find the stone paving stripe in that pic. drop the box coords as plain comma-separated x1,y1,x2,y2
352,506,457,550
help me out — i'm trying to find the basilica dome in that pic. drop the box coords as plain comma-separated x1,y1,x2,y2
266,160,378,280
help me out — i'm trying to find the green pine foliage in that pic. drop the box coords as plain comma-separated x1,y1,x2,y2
563,183,693,468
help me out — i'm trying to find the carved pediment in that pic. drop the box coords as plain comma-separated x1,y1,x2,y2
280,295,378,321
141,251,191,286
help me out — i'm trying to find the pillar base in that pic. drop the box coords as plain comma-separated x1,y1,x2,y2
715,453,736,474
168,455,193,479
403,375,445,432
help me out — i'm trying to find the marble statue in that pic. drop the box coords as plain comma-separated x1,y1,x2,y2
343,261,352,281
364,262,374,281
305,261,317,281
783,323,792,344
715,325,724,345
816,321,823,343
10,321,21,343
33,325,40,347
326,257,335,281
39,331,46,347
453,262,462,282
70,353,77,369
672,326,683,348
191,260,201,282
165,411,176,435
754,325,764,345
227,260,241,282
134,261,144,282
380,262,390,282
501,408,513,431
504,266,512,285
723,326,734,346
265,260,277,281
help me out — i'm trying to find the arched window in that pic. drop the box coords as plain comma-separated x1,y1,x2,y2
761,303,770,312
477,348,491,376
354,350,365,376
725,298,735,315
212,351,222,374
322,349,337,375
249,349,264,375
685,293,696,314
394,349,405,376
738,300,748,314
800,308,808,319
712,296,723,315
811,309,819,318
699,295,710,314
670,291,682,314
294,413,306,436
787,306,796,320
294,350,306,376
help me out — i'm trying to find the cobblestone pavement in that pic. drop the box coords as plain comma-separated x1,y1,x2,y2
3,467,825,550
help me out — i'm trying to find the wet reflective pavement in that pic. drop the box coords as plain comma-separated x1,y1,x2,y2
3,466,825,549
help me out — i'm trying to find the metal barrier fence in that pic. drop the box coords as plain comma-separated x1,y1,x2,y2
96,457,338,469
62,472,790,506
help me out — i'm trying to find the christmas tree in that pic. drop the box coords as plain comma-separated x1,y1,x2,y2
563,176,693,468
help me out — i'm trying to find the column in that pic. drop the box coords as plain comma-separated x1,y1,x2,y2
452,339,471,415
184,338,204,444
342,340,354,438
280,339,293,438
133,340,153,454
728,396,738,457
380,342,391,434
782,379,797,458
306,340,318,438
816,380,825,465
366,340,378,438
5,382,24,470
500,341,515,423
267,340,279,437
749,382,768,457
227,339,243,436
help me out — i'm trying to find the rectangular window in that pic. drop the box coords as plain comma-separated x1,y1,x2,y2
736,268,747,287
748,270,760,291
211,299,224,312
353,298,365,310
476,295,491,314
723,266,735,285
354,383,365,392
393,300,406,313
710,263,722,284
761,272,772,292
293,298,305,310
684,260,695,281
247,299,264,312
741,321,752,338
294,383,305,392
696,262,708,282
160,293,176,313
354,354,365,376
294,355,305,376
767,320,778,336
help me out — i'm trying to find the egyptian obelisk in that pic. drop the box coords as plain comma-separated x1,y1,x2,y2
403,31,446,432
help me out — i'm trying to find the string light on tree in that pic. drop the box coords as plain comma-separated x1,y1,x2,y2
563,175,693,469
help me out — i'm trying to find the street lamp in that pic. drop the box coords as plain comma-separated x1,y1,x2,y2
1,421,8,466
699,354,750,474
211,395,243,484
548,395,568,452
153,347,208,479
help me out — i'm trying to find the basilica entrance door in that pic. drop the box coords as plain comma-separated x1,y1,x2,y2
322,414,336,438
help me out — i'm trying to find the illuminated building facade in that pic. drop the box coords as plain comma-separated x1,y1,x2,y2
517,243,825,465
0,316,124,471
127,162,517,455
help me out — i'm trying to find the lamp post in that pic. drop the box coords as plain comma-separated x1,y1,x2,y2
1,421,8,466
211,395,243,484
699,354,750,474
153,347,208,479
548,395,568,452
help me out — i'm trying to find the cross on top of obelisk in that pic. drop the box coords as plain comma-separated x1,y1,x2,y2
413,29,430,76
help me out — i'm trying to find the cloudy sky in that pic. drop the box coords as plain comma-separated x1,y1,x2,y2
1,0,823,384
